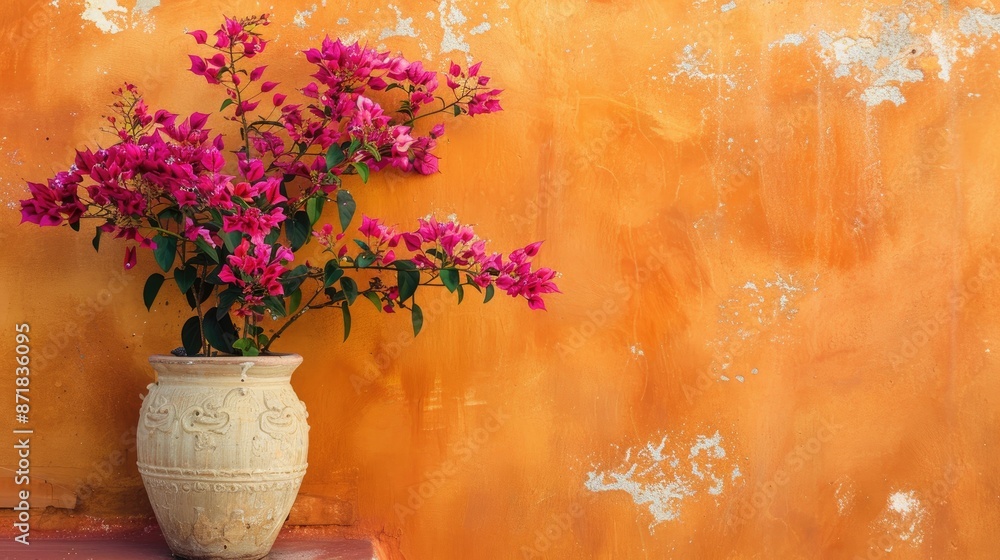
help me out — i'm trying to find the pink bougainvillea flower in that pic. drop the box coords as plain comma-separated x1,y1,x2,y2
17,20,540,358
223,205,285,244
124,246,137,270
184,217,216,247
188,30,208,44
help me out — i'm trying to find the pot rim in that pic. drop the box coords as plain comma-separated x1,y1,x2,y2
149,353,303,367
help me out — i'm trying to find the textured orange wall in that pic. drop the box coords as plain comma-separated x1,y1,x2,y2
3,0,1000,558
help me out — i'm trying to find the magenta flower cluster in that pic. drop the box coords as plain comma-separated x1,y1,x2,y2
18,15,555,357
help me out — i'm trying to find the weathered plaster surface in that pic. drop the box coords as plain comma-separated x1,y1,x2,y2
1,0,998,558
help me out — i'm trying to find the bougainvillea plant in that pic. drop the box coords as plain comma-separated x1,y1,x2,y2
18,15,558,357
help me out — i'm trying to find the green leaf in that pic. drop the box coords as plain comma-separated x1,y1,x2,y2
324,260,344,288
281,264,309,294
457,283,465,304
453,104,462,117
184,279,214,309
341,302,352,341
337,190,356,231
70,220,81,232
220,230,242,252
143,273,165,311
204,263,225,285
354,239,371,252
346,137,361,156
174,266,197,295
161,208,183,224
203,308,237,354
186,253,216,267
232,338,258,356
411,303,424,336
306,196,326,226
264,227,280,246
484,284,495,303
195,238,219,263
466,273,482,293
364,291,383,311
288,288,302,314
264,296,286,319
286,211,311,251
352,162,370,183
217,288,241,319
341,277,359,305
395,261,420,303
152,235,177,272
220,98,235,112
325,143,346,171
324,287,344,302
181,316,202,357
92,227,102,252
364,142,382,162
355,252,376,268
440,268,460,293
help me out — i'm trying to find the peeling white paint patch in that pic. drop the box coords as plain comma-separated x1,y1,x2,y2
819,12,924,107
669,44,736,89
629,344,645,357
585,431,742,530
720,1,736,13
928,30,957,81
835,477,856,515
379,5,418,40
469,21,491,35
337,17,349,25
439,0,469,55
859,85,907,107
293,4,319,28
958,7,1000,38
769,33,806,48
78,0,159,33
877,490,928,547
134,0,158,14
81,0,127,34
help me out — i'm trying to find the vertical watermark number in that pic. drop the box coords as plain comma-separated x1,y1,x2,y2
13,323,32,546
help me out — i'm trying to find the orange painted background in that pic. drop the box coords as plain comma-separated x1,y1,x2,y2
2,0,1000,558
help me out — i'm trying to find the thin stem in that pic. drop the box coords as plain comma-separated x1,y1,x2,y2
262,285,325,352
196,265,208,355
227,46,253,157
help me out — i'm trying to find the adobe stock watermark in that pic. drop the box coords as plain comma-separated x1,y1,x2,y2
555,244,670,358
511,116,625,229
854,461,963,560
887,246,1000,372
7,0,59,50
714,92,819,199
393,407,508,521
726,417,842,528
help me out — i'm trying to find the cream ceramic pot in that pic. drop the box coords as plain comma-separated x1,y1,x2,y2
136,354,309,560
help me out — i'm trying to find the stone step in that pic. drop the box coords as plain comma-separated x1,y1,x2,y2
0,534,376,559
